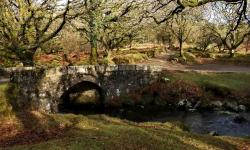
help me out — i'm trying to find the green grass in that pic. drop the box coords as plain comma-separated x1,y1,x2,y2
5,113,250,150
169,72,250,93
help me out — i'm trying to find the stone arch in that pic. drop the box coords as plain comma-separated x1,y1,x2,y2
58,80,105,113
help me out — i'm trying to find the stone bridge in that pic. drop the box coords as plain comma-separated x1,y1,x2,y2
6,65,164,112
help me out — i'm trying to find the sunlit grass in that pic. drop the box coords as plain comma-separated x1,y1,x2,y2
6,113,249,150
170,72,250,92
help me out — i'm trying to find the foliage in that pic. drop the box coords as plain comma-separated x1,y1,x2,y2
170,12,193,57
0,0,249,67
0,0,69,66
195,28,218,52
70,0,144,63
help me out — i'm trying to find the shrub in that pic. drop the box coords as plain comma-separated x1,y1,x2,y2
141,80,203,104
183,52,201,64
167,80,203,100
203,82,231,97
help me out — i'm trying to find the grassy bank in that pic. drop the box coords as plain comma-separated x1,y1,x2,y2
111,72,250,109
1,72,250,149
168,72,250,106
1,112,250,150
169,72,250,93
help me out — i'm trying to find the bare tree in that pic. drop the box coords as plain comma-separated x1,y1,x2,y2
207,3,250,57
149,0,249,28
170,12,193,57
195,25,219,52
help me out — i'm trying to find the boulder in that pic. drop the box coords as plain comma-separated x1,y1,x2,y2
238,105,247,112
210,101,224,109
209,131,219,136
225,101,239,112
233,115,247,124
177,99,192,110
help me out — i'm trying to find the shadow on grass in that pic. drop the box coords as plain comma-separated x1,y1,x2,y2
0,77,67,147
0,111,67,147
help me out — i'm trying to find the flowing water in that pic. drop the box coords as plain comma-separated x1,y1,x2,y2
60,99,250,137
148,111,250,137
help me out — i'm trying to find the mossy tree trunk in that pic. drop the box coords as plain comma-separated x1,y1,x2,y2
88,0,98,64
179,40,183,57
177,34,184,57
89,32,98,64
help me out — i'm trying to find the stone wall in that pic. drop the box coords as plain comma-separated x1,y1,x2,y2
7,65,163,112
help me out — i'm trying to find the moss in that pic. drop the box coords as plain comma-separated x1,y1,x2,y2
181,0,204,7
112,53,148,64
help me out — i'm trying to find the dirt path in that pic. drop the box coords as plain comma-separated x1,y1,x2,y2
140,54,250,72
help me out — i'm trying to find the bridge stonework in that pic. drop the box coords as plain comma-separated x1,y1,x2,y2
7,65,163,112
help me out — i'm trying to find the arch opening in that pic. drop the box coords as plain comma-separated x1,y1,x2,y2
58,81,105,114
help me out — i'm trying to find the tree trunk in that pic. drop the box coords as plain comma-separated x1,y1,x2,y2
179,41,183,57
129,39,133,50
89,8,98,64
246,39,249,54
218,44,222,53
229,49,235,58
17,48,36,66
90,39,98,63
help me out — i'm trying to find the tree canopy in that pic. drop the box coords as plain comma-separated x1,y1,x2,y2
0,0,69,66
0,0,249,66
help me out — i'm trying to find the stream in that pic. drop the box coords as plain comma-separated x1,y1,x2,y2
138,111,250,137
63,103,250,137
76,106,250,137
